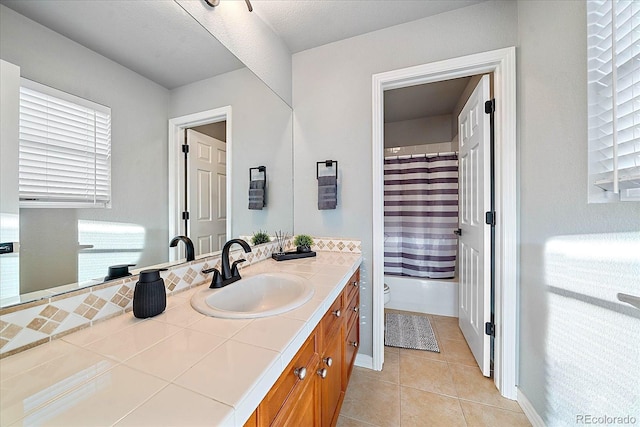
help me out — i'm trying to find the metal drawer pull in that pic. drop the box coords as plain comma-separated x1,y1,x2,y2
617,293,640,310
323,357,333,367
352,281,358,287
333,309,341,317
352,306,359,313
350,341,358,348
294,367,307,380
317,368,328,379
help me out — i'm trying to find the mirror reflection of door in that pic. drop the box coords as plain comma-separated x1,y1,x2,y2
186,127,227,256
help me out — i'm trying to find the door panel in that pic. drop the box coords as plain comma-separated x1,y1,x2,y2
187,129,226,255
457,74,491,377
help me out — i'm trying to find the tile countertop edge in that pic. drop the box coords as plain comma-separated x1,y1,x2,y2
232,254,362,426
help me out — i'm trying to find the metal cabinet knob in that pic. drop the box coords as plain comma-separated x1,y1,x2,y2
333,309,341,317
323,357,333,367
352,281,358,287
294,367,307,380
352,306,359,313
317,368,328,379
351,341,358,348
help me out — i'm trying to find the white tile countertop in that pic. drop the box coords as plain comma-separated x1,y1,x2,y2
0,252,362,426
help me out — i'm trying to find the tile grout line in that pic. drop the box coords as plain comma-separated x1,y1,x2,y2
108,381,172,427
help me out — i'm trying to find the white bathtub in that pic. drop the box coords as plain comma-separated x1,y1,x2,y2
384,275,458,317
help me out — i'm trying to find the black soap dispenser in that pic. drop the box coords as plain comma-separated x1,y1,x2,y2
133,268,167,318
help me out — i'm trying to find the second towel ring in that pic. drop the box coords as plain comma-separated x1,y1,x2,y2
316,160,338,179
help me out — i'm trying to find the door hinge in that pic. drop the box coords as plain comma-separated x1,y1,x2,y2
182,211,190,220
485,211,496,226
182,144,189,154
485,322,495,336
484,99,495,114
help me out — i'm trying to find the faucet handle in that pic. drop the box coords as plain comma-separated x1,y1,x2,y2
231,259,246,276
203,268,223,289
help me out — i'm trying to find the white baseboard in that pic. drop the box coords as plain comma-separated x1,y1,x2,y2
354,353,373,370
517,389,545,427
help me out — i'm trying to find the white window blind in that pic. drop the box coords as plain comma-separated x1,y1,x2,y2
19,79,111,208
587,0,640,203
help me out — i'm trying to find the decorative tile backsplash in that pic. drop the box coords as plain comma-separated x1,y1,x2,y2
0,236,360,358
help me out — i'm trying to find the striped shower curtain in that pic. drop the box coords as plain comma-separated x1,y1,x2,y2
384,154,458,279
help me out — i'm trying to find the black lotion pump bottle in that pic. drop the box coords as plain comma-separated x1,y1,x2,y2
133,268,167,318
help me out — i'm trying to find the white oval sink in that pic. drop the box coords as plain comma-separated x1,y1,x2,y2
191,272,314,319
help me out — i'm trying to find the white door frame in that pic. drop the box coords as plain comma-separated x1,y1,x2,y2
168,106,232,262
371,47,517,398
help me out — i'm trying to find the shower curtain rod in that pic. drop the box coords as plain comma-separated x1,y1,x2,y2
384,151,458,160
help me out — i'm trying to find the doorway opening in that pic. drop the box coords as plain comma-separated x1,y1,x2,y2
371,47,517,399
382,73,494,374
168,106,232,262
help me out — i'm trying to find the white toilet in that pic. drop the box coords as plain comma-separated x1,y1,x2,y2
384,284,390,305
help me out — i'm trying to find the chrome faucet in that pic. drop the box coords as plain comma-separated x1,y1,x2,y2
203,238,252,288
169,236,195,262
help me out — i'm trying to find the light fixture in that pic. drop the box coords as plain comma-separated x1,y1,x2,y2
204,0,253,12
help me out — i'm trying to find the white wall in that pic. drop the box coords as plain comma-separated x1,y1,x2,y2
0,59,21,297
169,67,293,239
384,115,452,148
517,1,640,423
0,59,20,238
292,0,518,357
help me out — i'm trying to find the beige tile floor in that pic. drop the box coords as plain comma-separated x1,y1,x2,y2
338,310,530,427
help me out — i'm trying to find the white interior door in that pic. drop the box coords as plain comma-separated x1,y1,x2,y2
187,129,227,256
457,74,491,377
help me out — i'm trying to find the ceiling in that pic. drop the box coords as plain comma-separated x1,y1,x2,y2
384,77,472,123
0,0,244,89
2,0,485,110
252,0,487,53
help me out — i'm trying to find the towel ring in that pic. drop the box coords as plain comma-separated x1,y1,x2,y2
316,160,338,179
249,166,266,207
249,166,266,181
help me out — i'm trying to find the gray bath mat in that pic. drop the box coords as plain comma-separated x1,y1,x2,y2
385,313,440,353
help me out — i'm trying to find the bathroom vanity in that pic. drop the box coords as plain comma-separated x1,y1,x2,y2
246,268,360,426
0,251,362,426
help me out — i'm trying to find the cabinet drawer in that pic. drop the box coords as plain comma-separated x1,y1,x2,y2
345,291,359,331
258,332,318,426
321,293,343,345
344,317,359,385
344,269,360,307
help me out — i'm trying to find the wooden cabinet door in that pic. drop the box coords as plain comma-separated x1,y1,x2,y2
275,369,320,427
344,318,359,387
258,332,318,427
320,328,344,427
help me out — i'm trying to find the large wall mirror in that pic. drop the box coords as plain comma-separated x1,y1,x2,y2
0,0,294,308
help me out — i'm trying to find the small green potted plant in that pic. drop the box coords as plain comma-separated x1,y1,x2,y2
251,230,271,246
294,234,314,253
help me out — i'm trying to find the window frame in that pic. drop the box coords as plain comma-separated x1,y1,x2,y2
18,78,112,208
587,0,640,203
